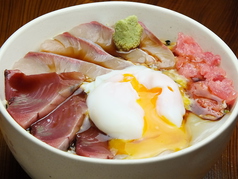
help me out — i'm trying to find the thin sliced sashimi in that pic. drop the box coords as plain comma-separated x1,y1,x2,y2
116,48,157,68
13,52,112,80
68,21,158,67
139,22,175,69
40,32,133,70
69,21,115,54
31,88,87,151
76,126,113,159
5,70,84,129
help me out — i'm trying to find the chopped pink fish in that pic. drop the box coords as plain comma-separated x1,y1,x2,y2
13,52,112,80
174,32,237,119
40,32,133,70
174,32,221,66
188,81,226,120
31,88,87,151
76,126,113,159
139,22,175,69
5,70,85,129
174,32,237,104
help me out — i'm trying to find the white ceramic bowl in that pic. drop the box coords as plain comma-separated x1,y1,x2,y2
0,2,238,179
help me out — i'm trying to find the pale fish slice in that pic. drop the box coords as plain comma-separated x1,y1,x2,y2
40,32,134,70
13,51,112,80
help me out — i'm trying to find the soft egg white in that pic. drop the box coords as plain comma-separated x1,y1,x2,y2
82,65,185,140
85,81,144,140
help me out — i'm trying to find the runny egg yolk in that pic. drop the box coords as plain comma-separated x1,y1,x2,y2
109,74,190,159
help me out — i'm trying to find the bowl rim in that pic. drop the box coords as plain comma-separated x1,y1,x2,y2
0,1,238,165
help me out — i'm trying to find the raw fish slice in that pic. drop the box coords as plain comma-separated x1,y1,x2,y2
13,52,112,80
40,32,133,70
5,70,84,129
116,48,157,68
69,21,115,53
68,21,157,67
31,88,87,151
76,126,113,159
139,22,175,69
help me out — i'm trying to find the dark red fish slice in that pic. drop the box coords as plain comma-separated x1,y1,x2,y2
76,126,113,159
5,70,84,129
31,88,87,151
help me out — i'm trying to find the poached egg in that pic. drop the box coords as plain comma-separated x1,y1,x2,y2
82,66,190,159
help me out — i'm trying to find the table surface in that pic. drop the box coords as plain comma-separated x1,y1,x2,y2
0,0,237,178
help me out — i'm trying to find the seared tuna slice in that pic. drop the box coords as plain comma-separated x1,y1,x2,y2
76,126,113,159
31,88,87,151
5,70,84,129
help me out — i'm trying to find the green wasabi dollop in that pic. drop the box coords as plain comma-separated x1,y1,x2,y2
113,15,143,51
